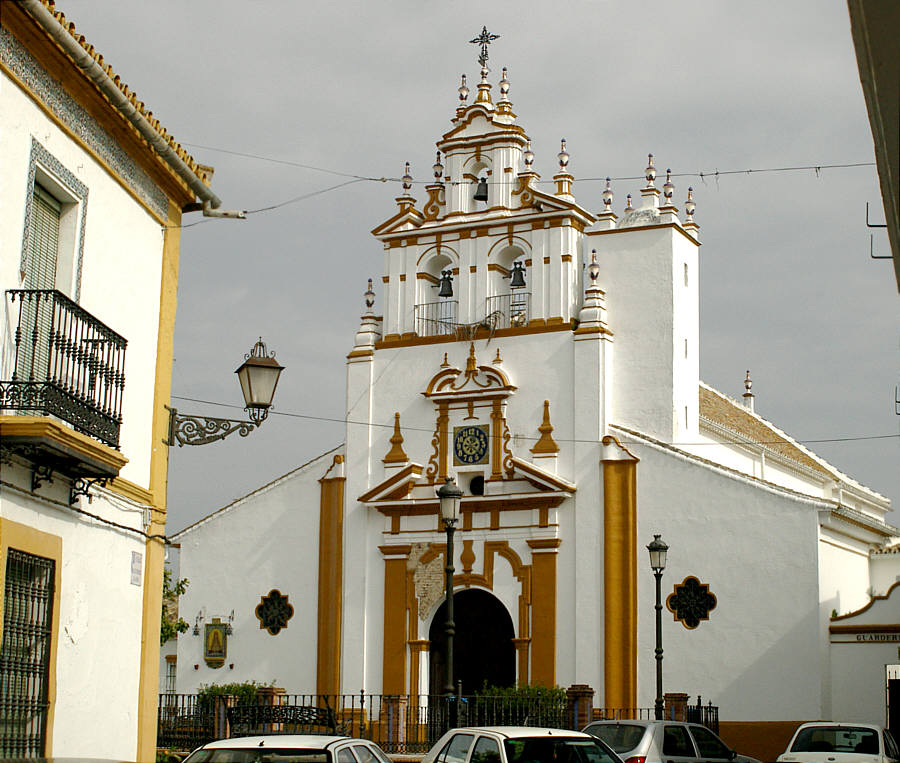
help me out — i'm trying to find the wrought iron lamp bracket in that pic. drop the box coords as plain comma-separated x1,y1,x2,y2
32,463,54,492
165,405,266,447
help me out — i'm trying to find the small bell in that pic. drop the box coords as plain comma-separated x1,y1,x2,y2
509,261,526,289
474,177,489,202
437,269,454,298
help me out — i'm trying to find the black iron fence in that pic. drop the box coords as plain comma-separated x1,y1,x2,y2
484,292,530,329
1,289,126,448
158,692,718,754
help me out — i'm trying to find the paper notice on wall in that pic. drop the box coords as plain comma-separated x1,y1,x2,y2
131,551,142,586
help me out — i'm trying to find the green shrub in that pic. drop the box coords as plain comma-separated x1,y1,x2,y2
197,680,272,711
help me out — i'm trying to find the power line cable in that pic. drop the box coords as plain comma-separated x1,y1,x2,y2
171,394,900,448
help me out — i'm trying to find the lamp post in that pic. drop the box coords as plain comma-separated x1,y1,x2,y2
436,476,462,698
165,338,285,447
647,534,668,720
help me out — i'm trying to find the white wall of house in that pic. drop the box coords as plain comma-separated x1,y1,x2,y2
870,552,900,595
0,68,164,488
1,479,147,758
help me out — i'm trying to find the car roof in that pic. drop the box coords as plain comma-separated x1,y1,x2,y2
586,720,696,728
791,722,883,732
454,727,596,739
199,736,360,750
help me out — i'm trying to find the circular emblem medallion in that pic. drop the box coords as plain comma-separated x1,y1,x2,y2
454,425,489,465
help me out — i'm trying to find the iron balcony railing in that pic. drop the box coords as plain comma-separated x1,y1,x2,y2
414,299,458,337
485,292,531,329
2,289,126,448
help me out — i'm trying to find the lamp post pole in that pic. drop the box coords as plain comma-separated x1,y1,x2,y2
653,565,664,720
647,534,668,721
443,515,457,697
436,476,463,722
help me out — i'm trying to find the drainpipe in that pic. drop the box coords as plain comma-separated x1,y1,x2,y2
21,0,244,219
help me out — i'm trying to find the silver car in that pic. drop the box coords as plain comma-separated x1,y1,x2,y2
182,735,395,763
423,726,623,763
581,721,760,763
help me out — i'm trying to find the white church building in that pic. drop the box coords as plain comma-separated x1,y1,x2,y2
170,49,899,741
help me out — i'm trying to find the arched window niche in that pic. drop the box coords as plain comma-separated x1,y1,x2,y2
462,154,492,212
487,244,530,329
415,249,457,337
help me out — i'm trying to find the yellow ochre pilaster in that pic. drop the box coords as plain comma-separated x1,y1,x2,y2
136,200,181,763
380,545,412,695
527,538,561,687
317,456,345,696
601,435,639,711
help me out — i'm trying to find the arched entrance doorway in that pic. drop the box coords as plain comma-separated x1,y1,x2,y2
429,588,515,694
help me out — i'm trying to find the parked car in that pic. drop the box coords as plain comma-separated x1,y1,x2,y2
581,720,760,763
776,722,900,763
422,726,622,763
181,735,395,763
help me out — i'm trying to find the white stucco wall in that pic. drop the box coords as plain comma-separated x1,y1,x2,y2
627,439,825,721
819,527,873,616
173,449,339,694
1,470,147,759
1,68,165,489
870,553,900,595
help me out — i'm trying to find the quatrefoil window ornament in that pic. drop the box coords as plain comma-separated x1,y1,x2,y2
666,576,717,630
255,589,294,635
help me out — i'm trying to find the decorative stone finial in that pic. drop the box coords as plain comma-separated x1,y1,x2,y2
433,151,444,181
499,67,510,101
558,139,569,170
458,74,469,104
663,169,674,202
684,186,696,222
401,162,413,193
493,347,502,365
588,250,600,284
382,412,409,465
440,352,450,368
465,343,478,376
645,153,657,187
524,141,534,169
530,400,560,456
625,193,633,211
742,370,755,412
476,66,493,104
364,278,375,311
602,177,613,211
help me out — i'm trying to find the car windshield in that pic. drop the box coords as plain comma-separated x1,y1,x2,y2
585,724,646,754
184,750,330,763
504,737,619,763
791,727,880,754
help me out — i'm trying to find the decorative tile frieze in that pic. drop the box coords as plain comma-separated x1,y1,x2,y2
1,27,168,219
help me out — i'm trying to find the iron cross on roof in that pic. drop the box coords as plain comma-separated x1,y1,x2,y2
470,26,500,67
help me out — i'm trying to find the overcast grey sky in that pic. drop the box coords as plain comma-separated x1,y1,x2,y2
65,1,899,532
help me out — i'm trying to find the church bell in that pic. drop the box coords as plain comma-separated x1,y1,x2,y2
438,269,454,298
473,177,489,202
509,261,526,289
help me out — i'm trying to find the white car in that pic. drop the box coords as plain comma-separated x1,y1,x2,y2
422,726,622,763
776,723,900,763
182,735,395,763
581,720,760,763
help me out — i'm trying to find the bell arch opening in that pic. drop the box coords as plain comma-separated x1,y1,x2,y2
428,587,516,694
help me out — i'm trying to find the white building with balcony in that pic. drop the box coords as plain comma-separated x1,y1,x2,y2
172,52,899,748
0,2,220,758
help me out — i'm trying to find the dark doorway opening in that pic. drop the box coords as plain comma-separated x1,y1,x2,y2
429,588,515,694
889,678,899,738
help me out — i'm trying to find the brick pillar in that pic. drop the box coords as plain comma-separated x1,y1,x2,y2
566,684,595,730
256,686,286,733
664,692,689,722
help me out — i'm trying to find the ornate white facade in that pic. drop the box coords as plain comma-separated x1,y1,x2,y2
173,55,898,739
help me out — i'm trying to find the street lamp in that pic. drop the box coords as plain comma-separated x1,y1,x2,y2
436,476,462,697
165,338,285,447
647,534,668,720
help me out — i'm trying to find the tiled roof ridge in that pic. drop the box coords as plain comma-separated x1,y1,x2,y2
32,0,210,186
698,381,889,503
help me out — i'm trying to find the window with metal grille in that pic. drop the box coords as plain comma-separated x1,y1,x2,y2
0,549,55,758
165,659,177,694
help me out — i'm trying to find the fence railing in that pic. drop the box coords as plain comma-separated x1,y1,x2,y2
158,692,719,753
1,289,126,448
484,292,530,330
414,300,458,337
